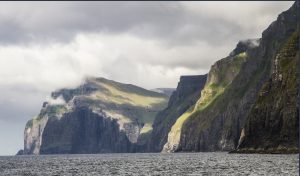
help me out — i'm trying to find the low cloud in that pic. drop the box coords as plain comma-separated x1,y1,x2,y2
46,95,66,105
0,33,217,92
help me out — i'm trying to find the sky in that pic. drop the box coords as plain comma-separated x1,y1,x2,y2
0,1,294,155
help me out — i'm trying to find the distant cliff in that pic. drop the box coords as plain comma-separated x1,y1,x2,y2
148,75,207,152
24,77,168,154
151,88,176,97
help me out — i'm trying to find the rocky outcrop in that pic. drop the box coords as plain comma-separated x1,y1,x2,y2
24,77,168,154
16,150,24,155
168,2,299,153
148,75,207,152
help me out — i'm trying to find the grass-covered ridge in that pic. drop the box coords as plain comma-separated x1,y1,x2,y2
92,79,167,108
88,77,168,134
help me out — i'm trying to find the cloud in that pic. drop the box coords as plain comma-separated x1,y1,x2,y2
0,32,222,93
46,95,66,105
0,85,46,122
0,1,293,46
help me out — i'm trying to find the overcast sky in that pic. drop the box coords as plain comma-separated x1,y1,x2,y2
0,1,293,155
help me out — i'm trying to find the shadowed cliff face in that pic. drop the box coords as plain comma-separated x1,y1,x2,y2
235,2,299,154
40,107,132,154
169,2,299,153
148,75,207,152
236,29,299,154
24,77,168,154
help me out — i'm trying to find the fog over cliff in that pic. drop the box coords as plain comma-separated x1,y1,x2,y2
0,1,293,155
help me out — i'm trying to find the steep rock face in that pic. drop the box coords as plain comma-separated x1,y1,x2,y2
16,150,24,155
236,29,299,154
148,75,207,152
171,2,299,152
40,107,132,154
24,115,49,155
163,42,251,152
24,77,168,154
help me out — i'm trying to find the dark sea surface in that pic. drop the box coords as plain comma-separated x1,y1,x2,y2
0,152,298,176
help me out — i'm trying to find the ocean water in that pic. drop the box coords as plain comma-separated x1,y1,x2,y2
0,152,298,176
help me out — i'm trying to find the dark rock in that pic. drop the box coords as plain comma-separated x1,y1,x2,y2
148,75,207,152
16,149,24,155
229,39,260,56
236,24,299,154
40,107,133,154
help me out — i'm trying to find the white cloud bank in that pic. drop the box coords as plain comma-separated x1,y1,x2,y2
0,33,219,92
46,95,66,105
